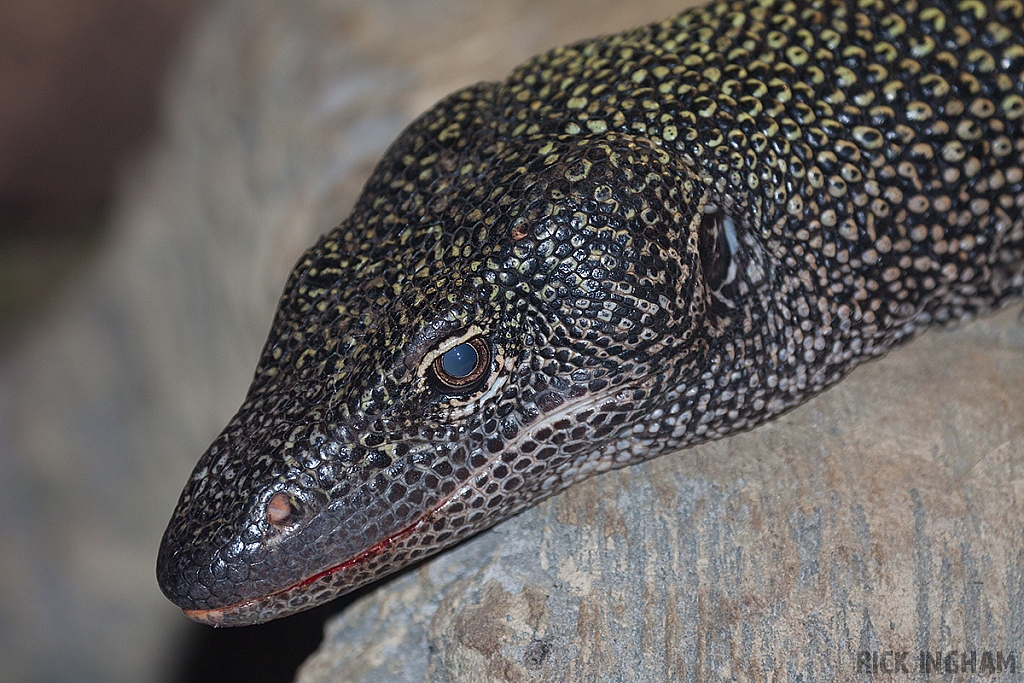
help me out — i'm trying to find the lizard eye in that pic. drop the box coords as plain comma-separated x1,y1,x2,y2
429,337,491,395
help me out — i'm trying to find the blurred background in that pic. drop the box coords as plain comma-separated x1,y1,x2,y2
0,0,206,344
0,1,397,680
0,2,330,681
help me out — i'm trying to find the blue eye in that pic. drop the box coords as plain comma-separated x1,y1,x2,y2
441,343,478,377
430,336,490,394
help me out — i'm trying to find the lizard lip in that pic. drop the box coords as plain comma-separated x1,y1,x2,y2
178,500,441,627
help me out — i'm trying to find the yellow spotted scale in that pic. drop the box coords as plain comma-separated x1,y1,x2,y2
158,0,1024,626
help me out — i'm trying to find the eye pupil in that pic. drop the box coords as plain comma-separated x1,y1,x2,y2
429,336,491,394
441,343,478,378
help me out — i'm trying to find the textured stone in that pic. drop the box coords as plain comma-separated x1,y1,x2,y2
299,306,1024,682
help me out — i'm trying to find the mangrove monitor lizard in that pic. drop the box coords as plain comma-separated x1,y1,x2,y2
157,0,1024,626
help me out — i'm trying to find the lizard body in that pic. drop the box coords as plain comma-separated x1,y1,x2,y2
158,0,1024,626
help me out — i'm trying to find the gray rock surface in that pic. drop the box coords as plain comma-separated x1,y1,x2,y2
297,308,1024,682
1,0,1020,681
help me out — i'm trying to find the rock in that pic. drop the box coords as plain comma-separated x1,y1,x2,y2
297,308,1024,682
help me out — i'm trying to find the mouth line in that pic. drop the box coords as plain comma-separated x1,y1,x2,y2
181,501,443,626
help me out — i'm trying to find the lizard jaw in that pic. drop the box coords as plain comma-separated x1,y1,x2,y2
179,508,438,627
173,467,483,625
179,386,659,626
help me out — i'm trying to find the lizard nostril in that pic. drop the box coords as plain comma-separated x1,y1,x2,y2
266,492,294,527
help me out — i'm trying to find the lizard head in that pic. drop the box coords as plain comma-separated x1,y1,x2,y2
156,87,731,625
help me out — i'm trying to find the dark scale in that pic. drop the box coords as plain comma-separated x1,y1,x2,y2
158,0,1024,625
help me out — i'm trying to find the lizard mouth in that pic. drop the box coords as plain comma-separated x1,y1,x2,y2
181,505,441,627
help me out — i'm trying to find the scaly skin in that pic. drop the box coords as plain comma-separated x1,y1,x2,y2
157,0,1024,626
